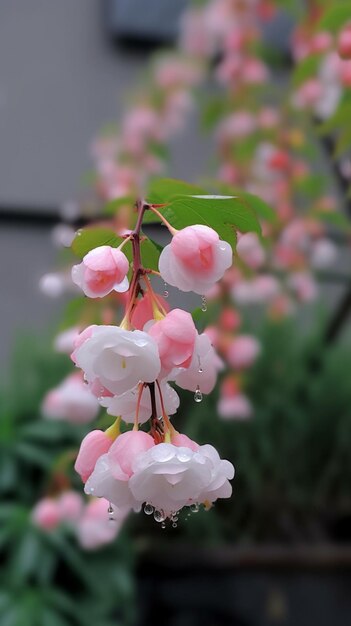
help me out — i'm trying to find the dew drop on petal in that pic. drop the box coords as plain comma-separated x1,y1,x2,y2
154,509,166,523
201,295,207,312
144,503,154,515
190,503,199,513
164,283,169,298
197,355,203,373
194,386,203,403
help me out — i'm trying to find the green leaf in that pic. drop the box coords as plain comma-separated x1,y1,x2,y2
59,297,86,330
316,3,351,34
140,237,163,272
334,124,351,158
71,228,123,258
146,178,207,204
102,196,135,217
292,54,321,87
201,180,277,223
313,210,351,230
159,194,261,251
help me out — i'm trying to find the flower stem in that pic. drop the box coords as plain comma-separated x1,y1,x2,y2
149,205,178,235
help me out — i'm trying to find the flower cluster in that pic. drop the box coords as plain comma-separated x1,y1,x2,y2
65,205,235,526
32,491,124,550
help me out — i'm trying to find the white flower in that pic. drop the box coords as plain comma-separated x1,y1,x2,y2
173,333,223,394
85,454,140,515
100,381,180,424
73,325,161,396
41,373,99,424
129,443,234,515
196,445,234,502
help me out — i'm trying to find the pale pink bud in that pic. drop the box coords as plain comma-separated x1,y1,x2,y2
236,233,265,269
75,430,114,483
227,335,261,370
159,225,232,295
72,246,129,298
218,394,252,420
338,24,351,60
108,431,155,479
32,498,61,530
171,432,199,451
57,491,83,522
148,309,196,376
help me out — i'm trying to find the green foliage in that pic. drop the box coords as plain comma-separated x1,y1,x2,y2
0,337,135,626
315,2,351,34
146,178,263,250
72,228,123,258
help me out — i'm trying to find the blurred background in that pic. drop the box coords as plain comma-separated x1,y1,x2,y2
1,1,351,625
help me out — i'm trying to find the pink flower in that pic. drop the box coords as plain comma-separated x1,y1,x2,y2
218,394,252,420
131,292,169,330
42,373,99,424
76,498,124,550
72,326,161,397
148,309,196,376
171,432,199,451
101,381,179,424
159,225,232,294
174,332,223,395
219,308,241,332
72,246,129,298
236,233,265,269
338,24,351,60
75,430,114,483
227,335,261,370
288,272,318,302
108,431,155,479
57,491,83,522
32,498,61,530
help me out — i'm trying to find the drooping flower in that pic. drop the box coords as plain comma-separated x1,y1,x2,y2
42,373,99,424
218,393,252,420
226,335,261,370
236,232,265,269
75,430,114,483
159,225,232,294
72,326,161,397
76,498,124,550
148,309,196,377
72,245,129,298
57,491,84,522
174,332,223,394
129,442,234,516
32,498,61,531
100,381,180,424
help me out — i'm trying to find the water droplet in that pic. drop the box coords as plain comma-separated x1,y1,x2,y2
201,295,207,312
194,386,203,403
172,522,177,528
144,503,154,515
197,355,203,373
164,283,169,298
172,516,178,522
190,503,199,513
154,509,166,523
161,522,166,529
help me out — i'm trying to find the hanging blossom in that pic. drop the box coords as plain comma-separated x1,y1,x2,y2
65,197,237,527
